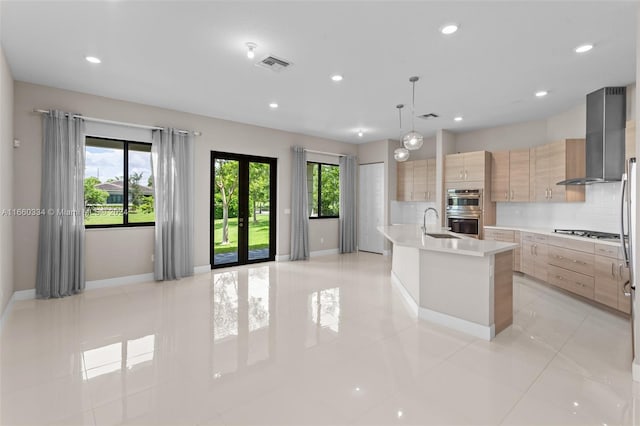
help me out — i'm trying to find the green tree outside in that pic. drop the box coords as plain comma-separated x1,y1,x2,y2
84,177,108,214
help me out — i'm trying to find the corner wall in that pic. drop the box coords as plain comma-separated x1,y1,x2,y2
0,43,14,315
12,82,357,292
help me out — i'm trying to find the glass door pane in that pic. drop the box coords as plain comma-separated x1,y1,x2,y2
248,161,271,261
213,158,240,266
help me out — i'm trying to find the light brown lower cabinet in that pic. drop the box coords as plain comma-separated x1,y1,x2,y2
483,228,521,272
490,229,630,315
594,249,631,314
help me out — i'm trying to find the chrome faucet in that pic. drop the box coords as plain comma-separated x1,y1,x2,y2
422,207,439,234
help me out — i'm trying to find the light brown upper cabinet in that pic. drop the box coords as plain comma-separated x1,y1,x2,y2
396,159,436,201
533,139,585,202
626,120,636,162
490,149,530,202
445,151,488,183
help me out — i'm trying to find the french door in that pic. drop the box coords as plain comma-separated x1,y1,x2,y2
211,152,277,268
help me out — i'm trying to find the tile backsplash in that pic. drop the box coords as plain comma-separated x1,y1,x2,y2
391,201,438,226
496,182,621,233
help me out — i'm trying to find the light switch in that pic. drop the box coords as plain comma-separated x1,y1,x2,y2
284,208,291,215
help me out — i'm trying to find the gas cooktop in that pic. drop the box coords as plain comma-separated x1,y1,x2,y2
554,229,624,241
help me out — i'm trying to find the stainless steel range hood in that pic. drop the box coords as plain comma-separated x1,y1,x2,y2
557,87,626,185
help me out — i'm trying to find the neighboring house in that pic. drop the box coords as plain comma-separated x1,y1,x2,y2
95,180,153,204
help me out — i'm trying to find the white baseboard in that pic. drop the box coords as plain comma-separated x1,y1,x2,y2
390,271,419,317
310,248,339,257
194,264,211,274
0,293,17,333
418,307,495,341
275,254,290,262
382,250,391,257
86,272,155,290
13,289,36,300
633,359,640,382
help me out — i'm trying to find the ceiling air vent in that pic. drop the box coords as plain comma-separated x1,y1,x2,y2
256,55,292,72
418,113,439,120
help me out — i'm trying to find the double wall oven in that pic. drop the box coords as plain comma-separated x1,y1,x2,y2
446,189,483,238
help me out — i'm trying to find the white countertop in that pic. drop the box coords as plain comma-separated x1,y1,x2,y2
484,225,622,247
378,224,518,257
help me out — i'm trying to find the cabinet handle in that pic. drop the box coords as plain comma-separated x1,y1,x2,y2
511,190,514,200
555,275,566,281
505,191,508,200
465,170,468,180
554,254,564,260
572,259,586,265
459,170,463,179
534,244,538,255
530,245,534,255
575,282,585,287
544,188,549,199
619,264,623,279
424,191,427,199
549,188,553,199
611,262,615,278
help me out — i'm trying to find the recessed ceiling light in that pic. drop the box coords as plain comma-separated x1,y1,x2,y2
331,74,343,82
535,90,548,98
85,56,101,64
246,42,257,59
440,24,458,35
454,116,463,122
357,130,363,137
269,102,278,109
575,44,593,54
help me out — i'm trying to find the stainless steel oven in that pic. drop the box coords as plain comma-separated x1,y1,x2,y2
446,189,483,238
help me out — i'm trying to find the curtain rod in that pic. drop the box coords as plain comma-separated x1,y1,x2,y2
33,109,202,136
304,148,346,157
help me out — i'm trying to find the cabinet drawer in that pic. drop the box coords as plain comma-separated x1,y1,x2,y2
522,232,536,242
594,242,620,258
484,228,514,242
548,265,595,300
547,236,595,254
533,234,548,243
547,245,595,277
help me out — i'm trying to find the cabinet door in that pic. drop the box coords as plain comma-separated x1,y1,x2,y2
426,158,436,201
618,262,631,313
464,151,486,182
522,241,535,276
594,255,619,309
445,153,465,183
509,149,530,202
397,162,414,201
491,151,510,202
533,243,548,282
412,160,428,201
534,144,550,202
547,141,567,202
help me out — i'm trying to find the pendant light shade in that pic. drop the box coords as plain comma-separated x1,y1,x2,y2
394,147,410,162
403,76,424,151
394,104,409,162
402,131,424,150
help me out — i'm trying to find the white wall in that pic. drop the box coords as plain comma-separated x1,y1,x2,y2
0,42,14,314
12,82,357,292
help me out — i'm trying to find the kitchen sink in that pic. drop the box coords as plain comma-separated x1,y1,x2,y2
426,233,460,239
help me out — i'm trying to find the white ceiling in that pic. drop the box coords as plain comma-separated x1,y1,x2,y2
1,1,637,143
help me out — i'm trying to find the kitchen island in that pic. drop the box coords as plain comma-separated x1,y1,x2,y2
378,224,518,340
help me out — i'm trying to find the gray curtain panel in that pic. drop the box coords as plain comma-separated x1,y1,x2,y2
339,155,358,253
290,146,309,260
36,110,86,298
151,129,195,280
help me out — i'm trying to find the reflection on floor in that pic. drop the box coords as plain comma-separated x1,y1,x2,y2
214,248,270,265
1,252,639,425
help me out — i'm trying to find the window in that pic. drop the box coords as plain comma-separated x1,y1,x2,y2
307,162,339,218
84,137,154,227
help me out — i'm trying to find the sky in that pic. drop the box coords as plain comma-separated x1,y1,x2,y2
85,146,153,185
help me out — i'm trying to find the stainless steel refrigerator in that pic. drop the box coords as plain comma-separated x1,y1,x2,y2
621,158,638,374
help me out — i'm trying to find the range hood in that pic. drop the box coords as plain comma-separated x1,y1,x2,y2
557,87,626,185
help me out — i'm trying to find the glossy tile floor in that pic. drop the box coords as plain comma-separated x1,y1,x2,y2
1,252,639,425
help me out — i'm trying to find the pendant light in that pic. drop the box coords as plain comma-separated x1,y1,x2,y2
402,76,424,150
394,104,410,162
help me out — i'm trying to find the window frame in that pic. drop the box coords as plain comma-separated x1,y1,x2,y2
84,136,155,229
307,161,340,220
